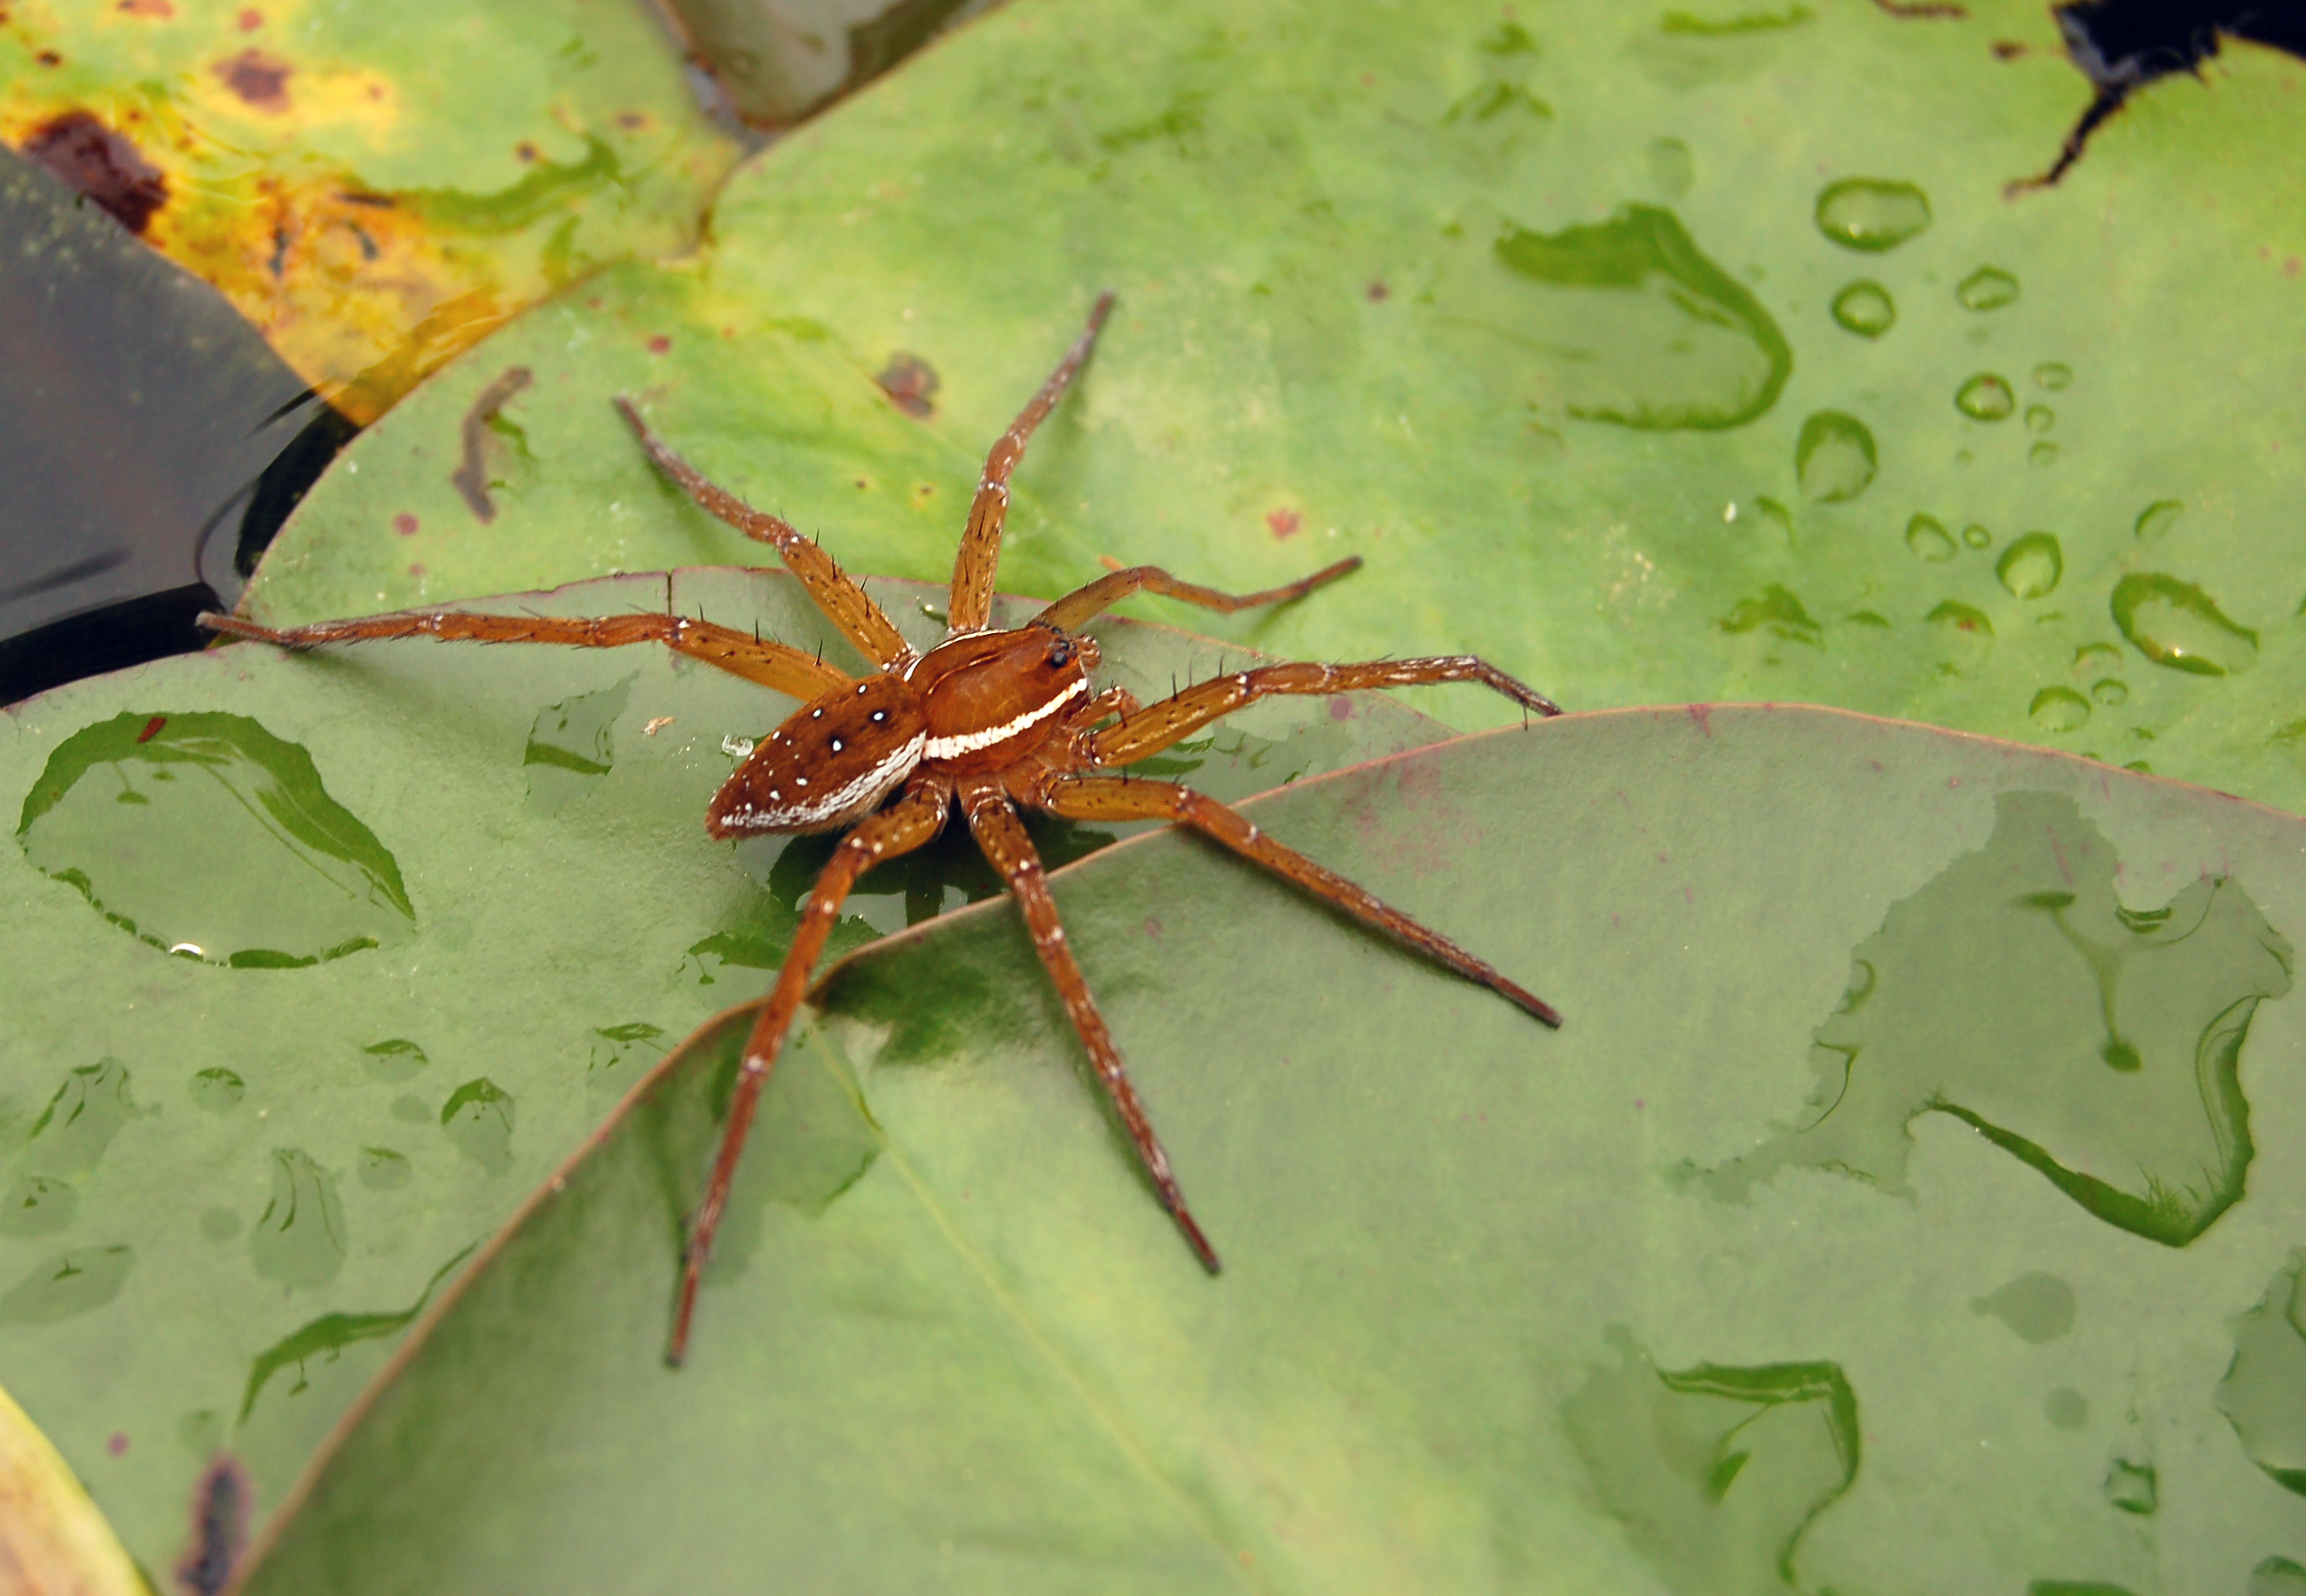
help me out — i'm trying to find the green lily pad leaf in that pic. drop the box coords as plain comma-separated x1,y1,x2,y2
18,711,415,967
229,708,2306,1590
0,569,1444,1573
245,0,2306,816
0,0,738,419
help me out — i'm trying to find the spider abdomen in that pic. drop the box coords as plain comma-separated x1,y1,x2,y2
707,673,926,836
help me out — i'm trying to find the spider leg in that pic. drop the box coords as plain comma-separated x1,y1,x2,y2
1031,556,1361,634
671,778,951,1365
1091,656,1562,767
957,778,1220,1274
945,293,1116,638
1066,685,1142,731
200,607,852,700
1031,774,1560,1026
613,397,914,670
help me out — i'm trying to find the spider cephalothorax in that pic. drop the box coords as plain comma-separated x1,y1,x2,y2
202,292,1562,1364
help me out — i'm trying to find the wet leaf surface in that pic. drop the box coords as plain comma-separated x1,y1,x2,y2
247,0,2306,814
0,0,739,419
0,571,1439,1571
231,708,2306,1592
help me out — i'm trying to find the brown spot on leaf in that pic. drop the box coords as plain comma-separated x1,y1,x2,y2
646,334,671,355
216,49,293,113
515,142,537,162
876,354,939,418
450,366,533,522
393,513,419,536
35,51,61,66
22,112,169,233
616,112,648,129
1265,507,1302,538
237,6,262,27
1365,281,1389,300
117,0,175,17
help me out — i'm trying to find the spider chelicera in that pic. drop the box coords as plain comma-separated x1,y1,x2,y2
201,293,1563,1364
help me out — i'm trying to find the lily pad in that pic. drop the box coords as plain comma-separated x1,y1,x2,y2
0,0,739,419
246,0,2306,814
0,571,1439,1571
231,708,2306,1591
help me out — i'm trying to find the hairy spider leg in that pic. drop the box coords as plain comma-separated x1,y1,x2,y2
958,778,1220,1271
613,397,915,671
671,778,952,1365
1092,656,1562,767
944,293,1117,638
1031,773,1561,1027
1032,555,1363,634
199,607,853,701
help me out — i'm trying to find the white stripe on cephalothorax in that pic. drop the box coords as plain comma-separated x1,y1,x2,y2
922,676,1087,762
718,732,926,831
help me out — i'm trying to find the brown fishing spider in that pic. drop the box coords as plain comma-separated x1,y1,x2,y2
203,293,1563,1362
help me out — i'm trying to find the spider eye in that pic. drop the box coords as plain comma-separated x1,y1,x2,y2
1047,638,1074,669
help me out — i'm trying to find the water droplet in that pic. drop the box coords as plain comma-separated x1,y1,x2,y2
2091,677,2129,706
1996,531,2064,598
358,1146,412,1192
1717,585,1822,645
587,1021,670,1092
2025,404,2054,434
525,675,634,817
1972,1271,2075,1342
1829,280,1894,337
2134,499,2182,542
1565,1331,1860,1591
1904,513,1957,561
389,1093,430,1123
189,1067,245,1113
2034,362,2074,390
2255,1557,2306,1596
1926,601,1994,673
249,1148,347,1289
2029,442,2059,466
2104,1458,2156,1514
18,712,414,966
721,735,756,759
1702,791,2290,1248
1643,137,1692,197
0,1177,75,1239
176,1410,223,1458
443,1078,515,1176
198,1207,239,1242
1962,523,1993,549
1928,601,1993,635
1955,373,2015,420
2216,1253,2306,1497
20,1060,137,1180
2073,642,2123,673
1955,266,2020,309
360,1038,428,1083
2043,1387,2090,1429
2030,686,2090,732
1476,205,1792,429
0,1247,132,1325
1794,411,1877,502
239,1243,475,1423
2111,573,2258,676
1814,177,1931,252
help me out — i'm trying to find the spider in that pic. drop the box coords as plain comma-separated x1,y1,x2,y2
200,293,1563,1364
